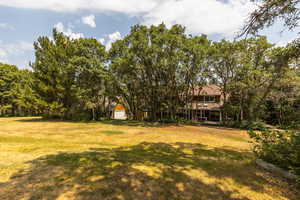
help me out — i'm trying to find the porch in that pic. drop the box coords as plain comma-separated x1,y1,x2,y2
177,109,222,122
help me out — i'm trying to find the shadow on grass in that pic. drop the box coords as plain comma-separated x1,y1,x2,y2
100,120,181,127
199,124,245,131
15,117,96,124
101,130,125,135
16,117,180,127
1,143,299,200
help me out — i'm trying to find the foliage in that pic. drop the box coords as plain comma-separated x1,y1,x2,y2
263,60,300,126
210,36,291,123
31,29,108,120
1,23,299,127
241,0,300,129
109,24,210,120
228,120,268,131
0,63,18,116
241,0,300,36
0,63,38,116
248,129,300,182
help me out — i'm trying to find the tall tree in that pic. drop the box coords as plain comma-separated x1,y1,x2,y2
0,63,38,116
232,37,288,121
0,63,19,116
240,0,300,125
264,57,300,126
207,40,239,121
32,29,107,119
109,24,209,120
241,0,300,36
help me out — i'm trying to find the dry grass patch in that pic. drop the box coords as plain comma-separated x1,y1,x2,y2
0,117,299,200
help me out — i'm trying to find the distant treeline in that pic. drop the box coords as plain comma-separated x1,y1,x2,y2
1,24,300,127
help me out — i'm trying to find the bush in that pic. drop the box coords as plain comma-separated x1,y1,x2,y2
71,111,92,121
247,121,268,131
248,129,300,183
227,120,267,131
279,122,300,130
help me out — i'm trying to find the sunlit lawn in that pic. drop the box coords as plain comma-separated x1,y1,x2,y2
0,117,299,200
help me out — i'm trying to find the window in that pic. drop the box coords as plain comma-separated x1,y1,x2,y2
199,96,205,102
193,95,218,103
206,96,215,102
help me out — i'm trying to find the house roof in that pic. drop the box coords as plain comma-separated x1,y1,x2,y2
193,85,221,96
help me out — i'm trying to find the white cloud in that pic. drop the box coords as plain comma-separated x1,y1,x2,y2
0,40,33,55
0,43,9,63
0,23,14,30
54,22,84,39
0,0,256,36
142,0,256,36
275,38,296,47
17,41,34,52
98,38,105,44
0,48,8,58
99,31,122,50
0,48,9,65
0,0,158,13
0,40,33,67
82,15,96,28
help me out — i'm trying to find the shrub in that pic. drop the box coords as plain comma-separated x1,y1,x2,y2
248,129,300,183
279,122,300,130
247,121,268,131
71,112,91,121
227,120,267,131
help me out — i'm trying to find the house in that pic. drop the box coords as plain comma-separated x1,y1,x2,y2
111,85,224,122
113,104,127,120
184,85,223,122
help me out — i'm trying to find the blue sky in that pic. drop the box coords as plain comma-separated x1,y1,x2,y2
0,0,299,69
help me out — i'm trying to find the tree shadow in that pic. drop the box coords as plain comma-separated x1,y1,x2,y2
1,142,299,200
100,120,180,127
16,117,180,127
199,124,245,131
15,117,98,124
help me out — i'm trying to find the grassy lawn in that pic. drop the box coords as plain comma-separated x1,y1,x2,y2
0,117,299,200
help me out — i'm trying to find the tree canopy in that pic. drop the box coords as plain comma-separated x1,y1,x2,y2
0,23,299,127
241,0,300,36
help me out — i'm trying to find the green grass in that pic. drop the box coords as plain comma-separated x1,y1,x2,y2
0,117,299,200
101,130,125,135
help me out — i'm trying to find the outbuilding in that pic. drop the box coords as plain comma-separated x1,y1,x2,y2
113,104,127,120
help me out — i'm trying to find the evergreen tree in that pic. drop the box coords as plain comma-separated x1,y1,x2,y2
32,29,107,119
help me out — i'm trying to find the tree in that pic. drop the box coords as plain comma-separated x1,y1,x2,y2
70,37,108,120
264,57,300,126
208,37,290,122
13,69,40,116
109,24,209,120
0,63,19,116
180,35,211,121
240,0,300,125
0,63,38,116
232,37,289,121
207,40,239,121
241,0,300,36
32,29,107,120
